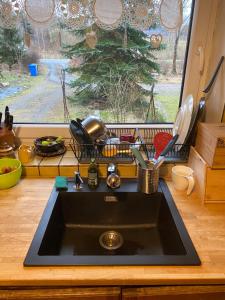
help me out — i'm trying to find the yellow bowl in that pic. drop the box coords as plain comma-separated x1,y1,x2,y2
0,158,22,189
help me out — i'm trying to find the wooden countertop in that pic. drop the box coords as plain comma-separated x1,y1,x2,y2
0,178,225,287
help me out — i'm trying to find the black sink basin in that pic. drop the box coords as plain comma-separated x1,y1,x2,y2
24,179,200,266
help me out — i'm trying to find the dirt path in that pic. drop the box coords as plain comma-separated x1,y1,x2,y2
1,58,180,123
10,81,64,122
2,59,72,122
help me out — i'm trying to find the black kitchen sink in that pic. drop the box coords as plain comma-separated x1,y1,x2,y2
24,179,200,266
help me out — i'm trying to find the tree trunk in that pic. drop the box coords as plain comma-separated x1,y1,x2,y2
172,28,181,75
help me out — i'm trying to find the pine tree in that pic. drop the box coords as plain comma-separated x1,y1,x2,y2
0,26,24,69
62,11,167,122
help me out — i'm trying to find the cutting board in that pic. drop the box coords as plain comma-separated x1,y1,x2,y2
195,123,225,168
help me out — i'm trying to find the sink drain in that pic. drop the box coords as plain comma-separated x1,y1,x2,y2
99,231,124,250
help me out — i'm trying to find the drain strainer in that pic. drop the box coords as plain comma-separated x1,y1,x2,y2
99,231,124,250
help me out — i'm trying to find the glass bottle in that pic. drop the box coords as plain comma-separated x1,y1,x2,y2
88,158,99,189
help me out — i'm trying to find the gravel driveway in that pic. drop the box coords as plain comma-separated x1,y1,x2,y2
3,59,73,122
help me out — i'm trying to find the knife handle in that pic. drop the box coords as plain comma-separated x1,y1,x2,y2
4,111,10,126
8,115,13,130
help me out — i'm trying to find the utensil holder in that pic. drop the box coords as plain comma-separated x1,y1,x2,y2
0,126,16,149
137,161,159,194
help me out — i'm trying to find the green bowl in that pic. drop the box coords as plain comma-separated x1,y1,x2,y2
0,158,22,190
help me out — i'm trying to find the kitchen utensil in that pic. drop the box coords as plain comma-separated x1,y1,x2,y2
173,95,194,150
4,106,9,116
184,56,224,146
172,165,195,195
153,132,173,159
102,141,135,157
18,144,34,164
117,141,131,152
4,106,9,126
136,129,149,160
8,115,13,131
0,106,16,149
107,137,120,144
70,119,93,145
120,133,135,143
153,134,179,169
4,112,10,127
160,134,179,155
0,158,22,189
195,123,225,168
102,144,117,157
153,156,165,170
130,146,147,169
77,116,107,142
137,160,159,194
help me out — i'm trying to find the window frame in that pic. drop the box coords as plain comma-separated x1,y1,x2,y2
5,0,217,131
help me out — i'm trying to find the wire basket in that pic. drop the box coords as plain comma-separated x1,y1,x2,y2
70,127,190,164
70,140,138,164
144,143,190,163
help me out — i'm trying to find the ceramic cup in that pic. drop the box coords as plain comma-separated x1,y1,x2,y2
172,165,195,195
18,144,34,164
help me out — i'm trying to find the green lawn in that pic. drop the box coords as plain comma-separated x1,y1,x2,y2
155,93,179,123
0,69,180,123
1,70,44,89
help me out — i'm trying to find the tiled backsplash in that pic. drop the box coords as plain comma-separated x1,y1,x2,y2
18,150,137,179
13,124,176,179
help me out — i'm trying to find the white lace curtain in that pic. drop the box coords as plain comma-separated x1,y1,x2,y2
0,0,183,31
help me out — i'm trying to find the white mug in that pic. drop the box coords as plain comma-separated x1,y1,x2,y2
172,165,195,195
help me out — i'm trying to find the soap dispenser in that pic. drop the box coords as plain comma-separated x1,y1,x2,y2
106,163,121,189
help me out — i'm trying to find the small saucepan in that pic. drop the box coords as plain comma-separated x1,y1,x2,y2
77,116,107,142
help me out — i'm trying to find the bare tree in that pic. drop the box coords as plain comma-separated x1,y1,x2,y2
145,84,156,122
172,0,191,75
102,70,141,123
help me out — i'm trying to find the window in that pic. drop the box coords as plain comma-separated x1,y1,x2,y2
0,0,194,124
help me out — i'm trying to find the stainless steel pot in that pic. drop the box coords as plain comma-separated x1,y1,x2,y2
78,116,107,142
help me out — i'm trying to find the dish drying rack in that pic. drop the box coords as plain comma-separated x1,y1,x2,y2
70,127,190,164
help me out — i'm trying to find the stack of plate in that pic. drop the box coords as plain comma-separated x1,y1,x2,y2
172,94,194,149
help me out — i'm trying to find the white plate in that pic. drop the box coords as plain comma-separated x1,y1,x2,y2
173,95,194,150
